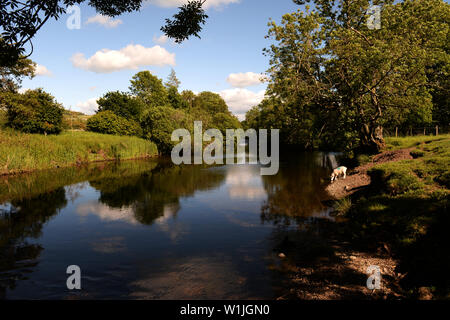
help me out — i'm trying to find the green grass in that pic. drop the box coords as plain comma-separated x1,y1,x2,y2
385,134,450,150
0,129,158,175
341,135,450,297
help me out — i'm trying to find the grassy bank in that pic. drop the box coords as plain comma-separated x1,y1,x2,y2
0,129,158,175
339,135,449,298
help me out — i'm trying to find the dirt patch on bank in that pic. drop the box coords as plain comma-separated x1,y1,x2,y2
325,148,414,200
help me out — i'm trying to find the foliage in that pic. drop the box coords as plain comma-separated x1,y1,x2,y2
97,90,144,121
167,85,188,109
193,91,229,114
141,105,192,155
129,71,169,108
87,111,142,136
4,88,63,134
0,50,35,92
250,0,449,152
166,68,181,89
181,90,196,108
161,0,208,43
212,112,242,135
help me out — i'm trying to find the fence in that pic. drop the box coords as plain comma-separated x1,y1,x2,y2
383,125,450,138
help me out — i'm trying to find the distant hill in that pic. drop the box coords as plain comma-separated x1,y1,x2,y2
62,110,91,131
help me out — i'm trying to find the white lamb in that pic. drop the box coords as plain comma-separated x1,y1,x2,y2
331,166,347,182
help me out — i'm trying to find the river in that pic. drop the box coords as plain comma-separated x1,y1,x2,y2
0,153,339,299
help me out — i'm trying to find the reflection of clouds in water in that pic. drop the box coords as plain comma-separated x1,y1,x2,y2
65,182,89,203
130,256,248,300
155,203,189,243
91,237,126,254
76,201,138,225
225,166,266,200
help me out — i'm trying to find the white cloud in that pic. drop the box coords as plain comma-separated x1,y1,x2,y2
35,64,52,76
219,88,265,120
75,97,98,115
71,44,176,73
153,34,169,45
146,0,240,9
86,14,123,28
227,72,267,88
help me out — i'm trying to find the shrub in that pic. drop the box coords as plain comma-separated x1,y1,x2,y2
97,91,145,122
141,105,190,155
87,111,142,136
5,89,63,134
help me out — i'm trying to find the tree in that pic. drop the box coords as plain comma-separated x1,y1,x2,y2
212,112,241,135
0,48,35,92
167,86,188,109
87,110,142,136
260,0,449,152
5,88,63,134
141,105,191,155
166,69,181,89
97,91,144,122
181,90,196,108
193,91,229,114
161,0,208,44
1,0,209,66
129,71,169,108
165,69,187,109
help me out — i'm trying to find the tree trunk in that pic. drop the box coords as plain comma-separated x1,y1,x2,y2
359,124,385,153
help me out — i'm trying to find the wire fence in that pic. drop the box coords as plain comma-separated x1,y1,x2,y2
383,125,450,138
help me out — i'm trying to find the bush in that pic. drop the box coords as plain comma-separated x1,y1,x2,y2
97,91,145,122
141,106,191,155
87,111,142,136
5,89,63,134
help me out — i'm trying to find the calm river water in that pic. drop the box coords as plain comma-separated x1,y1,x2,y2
0,153,338,299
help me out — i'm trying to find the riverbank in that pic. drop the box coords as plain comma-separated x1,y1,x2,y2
329,135,450,299
275,135,449,300
0,129,158,176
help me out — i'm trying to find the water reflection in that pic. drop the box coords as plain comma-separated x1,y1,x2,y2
261,153,332,225
0,153,337,299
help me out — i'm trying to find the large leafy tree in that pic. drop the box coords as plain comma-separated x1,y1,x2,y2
4,88,64,134
97,91,144,122
261,0,449,152
0,46,35,93
129,71,170,108
0,0,209,66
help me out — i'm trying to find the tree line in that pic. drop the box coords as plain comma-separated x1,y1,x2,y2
0,58,241,155
244,0,449,153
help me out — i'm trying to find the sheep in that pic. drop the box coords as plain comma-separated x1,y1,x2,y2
331,166,347,182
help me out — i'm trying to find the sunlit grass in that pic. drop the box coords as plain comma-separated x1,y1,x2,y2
0,129,158,175
385,134,450,150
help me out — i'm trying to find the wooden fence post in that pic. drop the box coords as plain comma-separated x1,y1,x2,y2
436,125,439,136
395,127,398,138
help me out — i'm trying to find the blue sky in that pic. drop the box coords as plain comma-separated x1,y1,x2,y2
21,0,300,119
